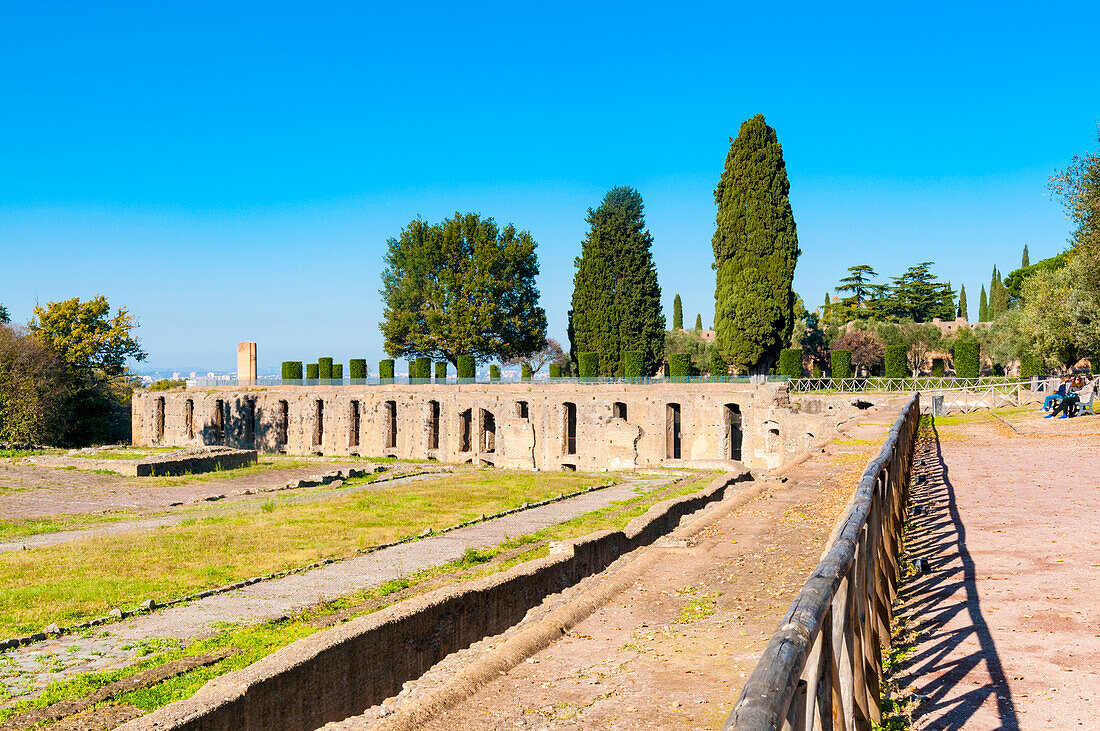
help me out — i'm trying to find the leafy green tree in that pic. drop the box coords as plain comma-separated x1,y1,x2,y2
886,262,952,322
0,304,9,324
1004,252,1070,302
694,313,702,330
941,281,956,320
28,296,145,376
569,187,664,375
0,325,71,444
712,115,800,373
1022,244,1030,268
380,213,547,366
988,265,1009,318
979,286,989,321
672,294,683,330
958,284,968,320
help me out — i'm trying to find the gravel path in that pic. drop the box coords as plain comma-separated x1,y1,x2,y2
895,412,1100,730
0,475,670,703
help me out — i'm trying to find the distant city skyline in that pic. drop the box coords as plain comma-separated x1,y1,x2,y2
2,2,1096,372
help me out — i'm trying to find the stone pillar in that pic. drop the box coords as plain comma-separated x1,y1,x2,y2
237,341,257,384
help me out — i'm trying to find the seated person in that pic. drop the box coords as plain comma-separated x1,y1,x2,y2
1048,381,1084,418
1044,377,1070,411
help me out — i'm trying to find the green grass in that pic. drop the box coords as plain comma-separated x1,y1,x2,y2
0,512,144,541
676,586,719,624
0,469,609,636
0,449,50,458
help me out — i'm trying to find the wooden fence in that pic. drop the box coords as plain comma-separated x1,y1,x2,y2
723,393,920,731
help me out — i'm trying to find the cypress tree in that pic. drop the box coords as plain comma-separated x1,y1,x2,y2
672,294,683,330
979,286,988,321
712,115,800,373
958,285,968,320
569,187,664,376
694,314,703,330
1022,244,1030,268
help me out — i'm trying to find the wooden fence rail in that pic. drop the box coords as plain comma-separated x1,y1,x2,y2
724,393,920,731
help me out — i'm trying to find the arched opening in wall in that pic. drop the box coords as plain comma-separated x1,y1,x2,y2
459,409,472,452
666,403,682,459
383,400,397,449
277,400,289,447
185,399,194,440
763,424,780,454
428,401,440,450
313,400,324,447
481,410,496,453
563,402,577,455
612,402,627,420
515,401,529,419
213,400,225,442
244,398,257,447
349,401,360,448
155,397,165,441
724,403,742,461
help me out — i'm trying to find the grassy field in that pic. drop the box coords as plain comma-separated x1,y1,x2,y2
0,469,610,636
0,470,718,722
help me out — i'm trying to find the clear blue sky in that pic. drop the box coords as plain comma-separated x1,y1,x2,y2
1,1,1097,372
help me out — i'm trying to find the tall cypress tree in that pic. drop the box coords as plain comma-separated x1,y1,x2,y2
712,115,800,373
979,285,989,321
1022,244,1030,268
569,187,664,375
694,313,703,330
672,294,683,330
958,284,968,320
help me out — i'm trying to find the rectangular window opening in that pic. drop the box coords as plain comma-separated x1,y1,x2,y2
278,400,289,446
612,402,627,420
459,409,472,452
313,400,324,447
349,400,360,447
563,402,577,455
428,401,440,450
185,399,194,440
384,400,397,450
155,397,165,441
666,403,682,459
725,403,742,461
213,399,225,442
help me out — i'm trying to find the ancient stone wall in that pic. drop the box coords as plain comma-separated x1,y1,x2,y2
132,383,890,471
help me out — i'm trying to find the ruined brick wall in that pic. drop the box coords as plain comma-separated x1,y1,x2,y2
132,383,891,471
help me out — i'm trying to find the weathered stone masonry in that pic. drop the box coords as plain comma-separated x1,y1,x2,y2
132,382,877,471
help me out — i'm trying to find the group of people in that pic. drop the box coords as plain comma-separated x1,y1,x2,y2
1042,374,1096,418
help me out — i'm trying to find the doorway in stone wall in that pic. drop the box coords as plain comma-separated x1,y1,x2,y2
725,403,743,461
459,409,472,453
563,402,577,455
349,401,360,448
481,409,496,453
666,403,681,459
428,401,440,450
383,400,397,450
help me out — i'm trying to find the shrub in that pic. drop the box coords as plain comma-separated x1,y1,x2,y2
884,345,909,378
489,364,501,381
931,358,946,377
1019,354,1043,379
953,342,980,379
306,363,319,380
148,379,186,391
521,364,533,380
779,348,802,378
668,352,692,378
379,359,395,380
332,363,343,379
621,350,644,378
281,361,303,380
349,359,367,380
457,354,475,379
831,350,853,379
577,352,599,378
1092,359,1099,375
414,356,430,380
812,365,823,378
318,357,333,380
435,361,447,380
710,351,727,378
548,364,562,378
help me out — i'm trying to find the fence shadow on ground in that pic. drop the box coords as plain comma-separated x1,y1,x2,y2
897,420,1020,730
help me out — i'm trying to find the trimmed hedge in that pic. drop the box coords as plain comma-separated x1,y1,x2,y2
521,364,533,380
779,348,802,378
306,363,319,380
621,350,644,378
332,363,343,379
489,364,501,381
1020,354,1043,379
349,359,367,380
413,356,430,380
379,359,395,380
318,357,333,380
830,350,853,379
668,353,692,378
548,364,562,379
931,358,946,377
435,361,447,380
710,351,727,378
282,361,303,380
577,352,599,378
953,342,980,379
457,355,475,379
884,345,909,378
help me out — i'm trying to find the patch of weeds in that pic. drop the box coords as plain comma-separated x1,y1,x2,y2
261,499,276,514
676,586,718,624
0,449,49,458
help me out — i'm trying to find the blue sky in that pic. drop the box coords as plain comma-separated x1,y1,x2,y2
1,1,1096,372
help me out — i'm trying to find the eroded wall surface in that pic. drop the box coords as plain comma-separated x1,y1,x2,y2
132,383,892,471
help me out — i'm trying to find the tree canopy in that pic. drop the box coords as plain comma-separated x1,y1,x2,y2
28,296,145,376
569,187,664,375
712,114,800,372
672,294,683,330
379,213,547,366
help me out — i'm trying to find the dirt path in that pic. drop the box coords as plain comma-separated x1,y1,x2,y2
894,412,1100,730
325,410,901,730
0,475,672,704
